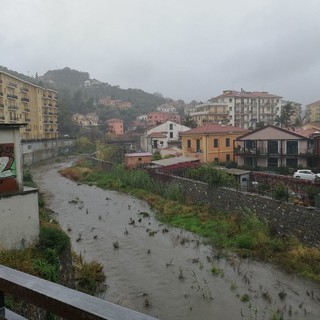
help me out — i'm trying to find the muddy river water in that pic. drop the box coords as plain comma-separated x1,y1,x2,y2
32,159,320,320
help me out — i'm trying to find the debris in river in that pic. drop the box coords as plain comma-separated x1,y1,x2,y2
166,258,174,267
113,241,119,249
147,249,151,254
129,218,135,225
93,235,98,240
143,295,151,308
139,211,150,218
178,267,186,280
76,233,82,242
124,228,129,235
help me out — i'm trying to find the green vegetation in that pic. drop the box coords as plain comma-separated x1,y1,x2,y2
186,163,237,188
60,159,320,282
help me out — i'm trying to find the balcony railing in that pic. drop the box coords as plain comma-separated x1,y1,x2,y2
7,82,17,88
0,264,157,320
21,97,29,103
7,94,18,100
21,87,29,93
8,105,18,110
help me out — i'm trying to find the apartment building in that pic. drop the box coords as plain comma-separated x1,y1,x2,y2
72,112,99,127
106,118,124,135
99,96,132,109
190,89,282,129
181,123,248,163
0,71,58,140
147,111,181,126
306,100,320,123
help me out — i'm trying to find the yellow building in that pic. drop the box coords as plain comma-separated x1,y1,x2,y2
181,123,248,163
306,100,320,123
0,70,58,140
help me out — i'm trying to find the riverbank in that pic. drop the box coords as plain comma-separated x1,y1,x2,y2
60,160,320,283
0,169,106,318
32,158,320,320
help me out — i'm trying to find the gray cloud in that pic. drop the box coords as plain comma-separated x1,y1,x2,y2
1,0,319,104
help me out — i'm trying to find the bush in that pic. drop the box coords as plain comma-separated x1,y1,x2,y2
38,227,70,254
75,260,106,295
273,183,290,202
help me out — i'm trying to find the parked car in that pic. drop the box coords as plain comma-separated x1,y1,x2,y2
293,170,320,181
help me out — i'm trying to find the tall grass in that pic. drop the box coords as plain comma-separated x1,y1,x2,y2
64,161,320,282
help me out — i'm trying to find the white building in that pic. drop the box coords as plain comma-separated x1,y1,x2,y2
140,120,190,153
0,124,39,250
190,89,283,129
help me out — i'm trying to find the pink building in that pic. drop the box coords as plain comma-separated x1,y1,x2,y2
106,118,124,135
147,112,181,126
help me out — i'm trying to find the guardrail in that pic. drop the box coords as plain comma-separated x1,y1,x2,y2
0,265,157,320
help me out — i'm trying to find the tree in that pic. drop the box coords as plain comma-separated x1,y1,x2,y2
274,102,295,128
182,113,197,128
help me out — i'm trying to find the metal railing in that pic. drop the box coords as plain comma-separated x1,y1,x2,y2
0,265,157,320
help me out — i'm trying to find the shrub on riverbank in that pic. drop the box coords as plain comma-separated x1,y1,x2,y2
60,161,320,282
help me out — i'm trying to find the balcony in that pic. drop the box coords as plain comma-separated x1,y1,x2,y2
21,97,29,103
7,94,18,100
7,82,17,88
0,104,4,109
0,264,157,320
21,87,29,93
0,92,3,96
8,105,18,110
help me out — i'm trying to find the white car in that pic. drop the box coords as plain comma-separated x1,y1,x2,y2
293,170,320,181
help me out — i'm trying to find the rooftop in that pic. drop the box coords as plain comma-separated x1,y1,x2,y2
181,124,248,135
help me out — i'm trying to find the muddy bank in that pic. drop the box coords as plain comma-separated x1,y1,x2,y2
32,160,320,320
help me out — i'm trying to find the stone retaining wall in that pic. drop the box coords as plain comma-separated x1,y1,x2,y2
149,171,320,248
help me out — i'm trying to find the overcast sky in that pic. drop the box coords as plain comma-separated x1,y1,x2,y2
1,0,320,105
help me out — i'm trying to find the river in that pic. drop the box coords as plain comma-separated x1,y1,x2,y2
31,159,320,320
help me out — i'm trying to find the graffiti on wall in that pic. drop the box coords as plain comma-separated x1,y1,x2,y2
0,143,18,193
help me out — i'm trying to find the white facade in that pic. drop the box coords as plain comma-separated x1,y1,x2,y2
0,189,39,250
140,121,190,153
191,90,283,129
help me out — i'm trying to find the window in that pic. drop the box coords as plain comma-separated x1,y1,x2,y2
214,139,218,148
170,132,173,138
287,141,298,155
138,157,142,161
268,140,278,154
187,139,191,148
214,157,219,162
226,154,230,161
245,157,256,167
267,157,278,167
169,123,173,130
286,158,298,167
226,138,230,147
196,139,201,152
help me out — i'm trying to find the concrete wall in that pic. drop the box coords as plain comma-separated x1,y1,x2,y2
149,171,320,248
0,187,39,250
22,139,76,166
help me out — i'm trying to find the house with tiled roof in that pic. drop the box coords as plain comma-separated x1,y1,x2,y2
180,123,248,163
234,124,320,168
106,118,124,135
190,89,283,129
140,120,190,153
